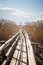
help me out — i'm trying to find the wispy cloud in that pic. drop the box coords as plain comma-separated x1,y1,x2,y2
0,4,43,21
12,11,27,17
0,6,13,11
0,5,28,17
12,10,40,18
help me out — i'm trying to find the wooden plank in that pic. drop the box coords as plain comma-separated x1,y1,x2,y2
25,30,36,65
10,40,21,65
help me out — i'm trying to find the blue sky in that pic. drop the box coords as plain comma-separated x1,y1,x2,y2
0,0,43,24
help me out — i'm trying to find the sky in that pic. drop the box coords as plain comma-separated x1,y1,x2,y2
0,0,43,24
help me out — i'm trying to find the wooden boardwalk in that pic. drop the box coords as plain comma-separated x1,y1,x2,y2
0,29,37,65
10,32,27,65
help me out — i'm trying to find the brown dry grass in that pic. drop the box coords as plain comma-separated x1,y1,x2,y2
0,19,20,41
23,20,43,44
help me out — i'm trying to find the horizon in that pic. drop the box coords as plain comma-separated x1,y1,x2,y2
0,0,43,24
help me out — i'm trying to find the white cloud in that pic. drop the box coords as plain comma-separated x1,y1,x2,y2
0,6,26,17
12,11,26,17
0,5,43,22
0,6,13,11
12,10,42,19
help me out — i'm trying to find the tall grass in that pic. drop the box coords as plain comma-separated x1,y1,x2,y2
0,19,20,41
24,20,43,44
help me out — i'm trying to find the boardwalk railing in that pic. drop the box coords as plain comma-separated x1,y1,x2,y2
22,30,36,65
0,32,20,65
